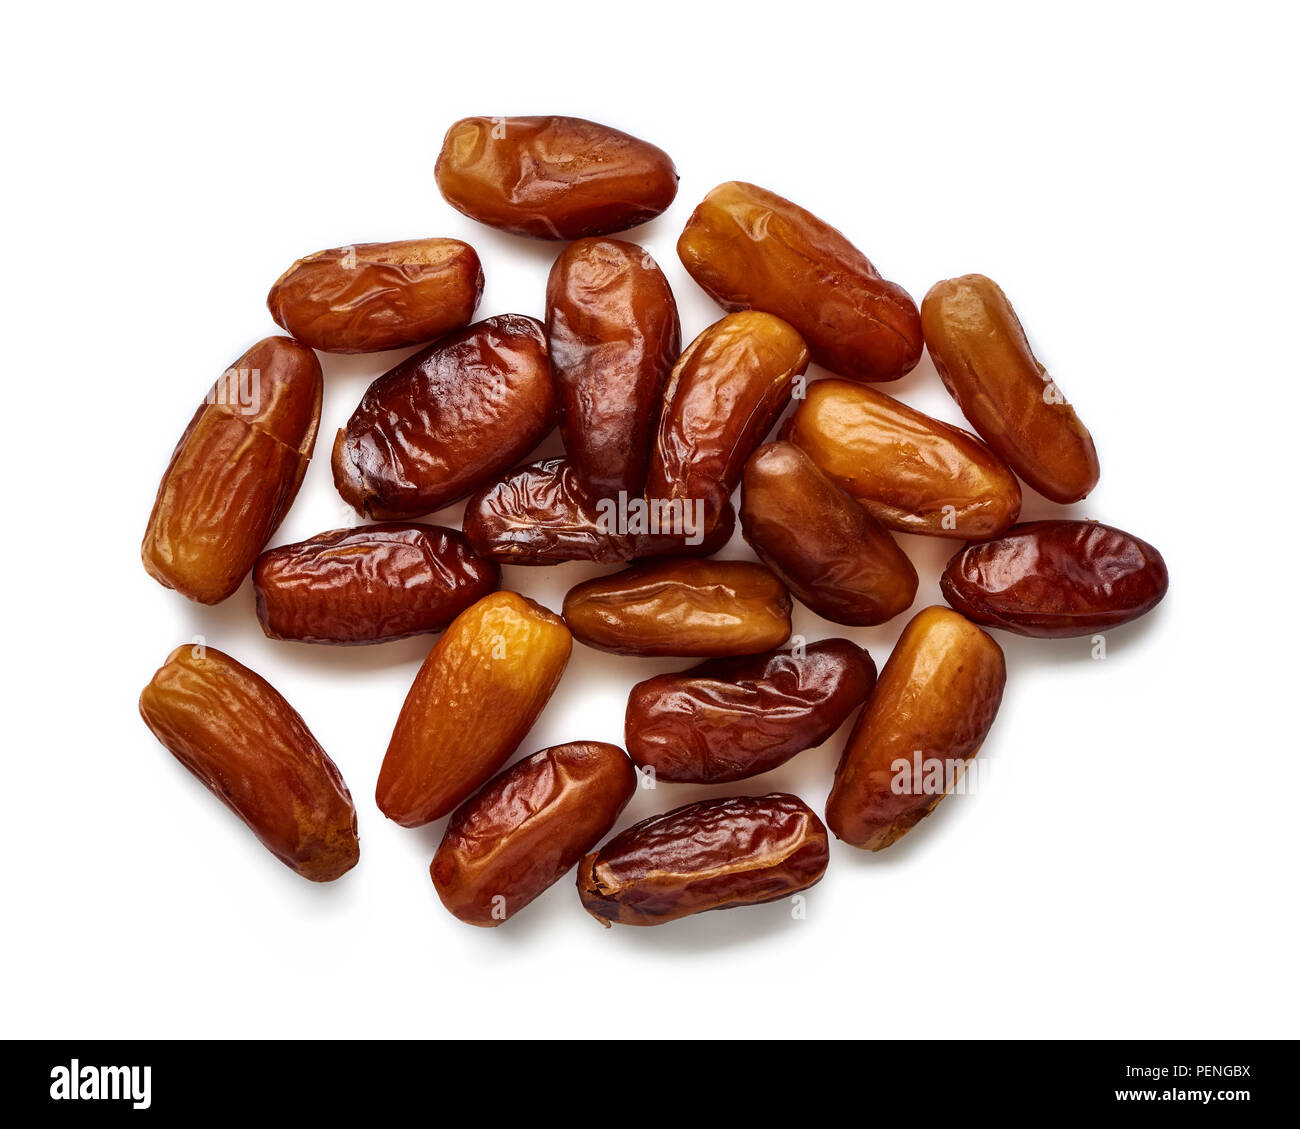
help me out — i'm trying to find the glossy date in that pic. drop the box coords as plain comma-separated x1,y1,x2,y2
624,639,876,783
939,520,1168,637
254,524,500,645
577,793,830,926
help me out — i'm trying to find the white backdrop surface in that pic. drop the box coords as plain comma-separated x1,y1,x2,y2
2,0,1296,1039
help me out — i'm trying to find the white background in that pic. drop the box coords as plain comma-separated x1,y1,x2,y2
3,1,1296,1039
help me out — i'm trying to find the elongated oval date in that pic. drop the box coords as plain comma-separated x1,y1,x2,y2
625,639,876,784
940,520,1168,637
546,238,680,498
332,314,556,519
463,458,735,566
922,274,1100,503
376,591,572,827
435,116,678,240
741,441,918,625
432,741,637,927
142,336,322,604
577,793,829,927
783,379,1021,540
266,238,483,353
563,559,791,657
678,181,923,382
825,606,1005,850
254,524,500,645
645,312,809,531
138,645,359,881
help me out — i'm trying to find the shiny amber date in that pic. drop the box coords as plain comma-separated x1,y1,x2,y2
645,312,809,531
139,644,359,881
563,559,791,657
142,336,322,604
677,181,923,382
266,238,483,354
625,639,876,783
431,741,637,927
254,524,500,645
462,458,735,566
376,591,572,827
577,793,829,927
940,520,1168,637
783,379,1021,539
435,116,678,240
922,274,1100,503
332,314,555,519
545,238,680,499
741,441,918,625
825,606,1006,850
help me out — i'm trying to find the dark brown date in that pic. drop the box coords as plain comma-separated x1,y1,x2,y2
253,524,500,645
577,793,830,927
332,314,555,518
266,238,483,354
741,441,918,625
677,180,923,382
625,639,876,783
645,311,809,531
462,458,734,566
562,558,792,657
546,238,680,499
435,116,678,240
431,741,637,927
939,520,1169,637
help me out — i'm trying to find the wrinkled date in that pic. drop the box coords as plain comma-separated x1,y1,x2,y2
266,238,484,354
431,741,637,927
563,559,792,657
435,116,678,240
922,274,1100,503
783,379,1021,540
625,639,876,783
142,336,323,604
741,441,918,625
138,644,359,881
577,793,830,927
463,458,735,565
254,524,500,645
825,606,1006,850
546,238,680,499
678,180,923,382
332,314,555,519
376,591,572,826
940,520,1169,637
646,311,809,532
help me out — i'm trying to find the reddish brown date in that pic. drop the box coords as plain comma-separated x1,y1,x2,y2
645,312,809,532
266,238,483,354
431,741,637,927
253,524,500,645
625,639,876,783
563,559,792,657
332,314,555,519
142,336,322,604
376,591,572,827
577,793,829,927
139,644,359,881
922,274,1100,503
783,379,1022,540
741,441,918,625
940,520,1169,638
677,181,923,382
435,116,678,240
546,238,680,498
825,606,1005,850
462,458,735,566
